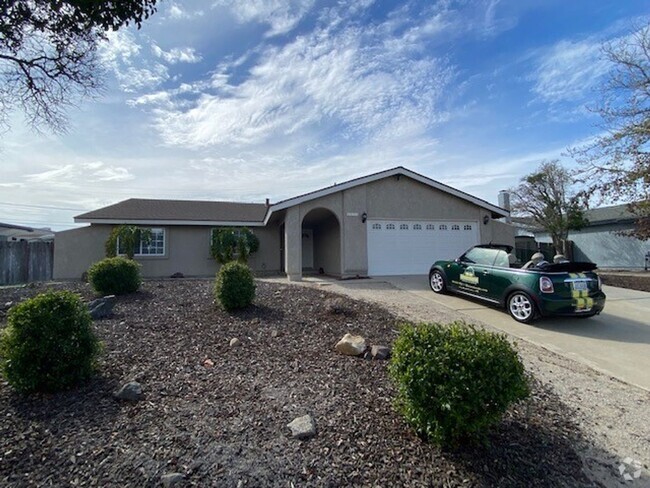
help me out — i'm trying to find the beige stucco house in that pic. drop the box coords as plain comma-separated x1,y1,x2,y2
54,167,514,280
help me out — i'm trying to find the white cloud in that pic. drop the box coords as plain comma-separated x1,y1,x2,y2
26,162,134,186
166,3,204,20
215,0,316,37
152,45,202,64
532,38,611,103
99,31,169,92
151,11,453,149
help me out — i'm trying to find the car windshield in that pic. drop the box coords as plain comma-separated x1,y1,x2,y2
461,247,500,266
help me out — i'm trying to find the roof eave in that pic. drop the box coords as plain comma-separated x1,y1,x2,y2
74,218,265,227
263,167,509,225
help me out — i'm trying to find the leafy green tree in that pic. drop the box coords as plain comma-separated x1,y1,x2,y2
210,227,260,264
105,225,152,259
0,0,158,133
510,160,588,255
570,24,650,240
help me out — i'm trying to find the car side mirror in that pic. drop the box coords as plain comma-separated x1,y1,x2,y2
455,257,461,263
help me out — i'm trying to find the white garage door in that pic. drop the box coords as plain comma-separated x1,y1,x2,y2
367,220,480,276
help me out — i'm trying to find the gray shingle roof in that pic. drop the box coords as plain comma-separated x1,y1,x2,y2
75,198,268,223
583,203,636,224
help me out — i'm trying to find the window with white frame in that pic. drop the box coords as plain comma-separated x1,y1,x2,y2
439,224,447,230
451,224,460,231
372,223,382,230
413,224,422,230
426,224,435,230
386,223,395,230
118,228,165,256
400,223,409,230
464,224,473,231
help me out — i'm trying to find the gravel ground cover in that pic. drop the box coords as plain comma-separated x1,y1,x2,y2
0,279,597,487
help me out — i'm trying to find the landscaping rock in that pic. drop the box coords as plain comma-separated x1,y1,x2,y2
324,297,352,315
230,338,241,347
170,272,184,279
2,301,13,311
114,381,143,401
87,295,116,320
161,472,186,487
371,345,391,360
335,333,366,356
287,414,316,440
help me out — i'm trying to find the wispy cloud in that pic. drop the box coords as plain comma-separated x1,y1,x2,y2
152,45,202,64
26,162,134,185
144,5,453,150
99,31,169,92
531,38,610,103
215,0,316,37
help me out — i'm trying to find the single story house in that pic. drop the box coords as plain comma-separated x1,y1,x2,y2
0,222,54,242
534,204,649,269
53,167,513,280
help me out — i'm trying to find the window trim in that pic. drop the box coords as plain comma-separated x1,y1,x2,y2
117,227,166,257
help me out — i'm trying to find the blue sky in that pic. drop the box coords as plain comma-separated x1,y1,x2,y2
1,0,648,230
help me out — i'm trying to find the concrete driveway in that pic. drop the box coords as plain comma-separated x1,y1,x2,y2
380,275,650,391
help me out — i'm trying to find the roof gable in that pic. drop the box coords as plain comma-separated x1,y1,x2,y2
266,166,508,221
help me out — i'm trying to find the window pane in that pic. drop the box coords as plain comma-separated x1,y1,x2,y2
140,229,164,255
462,247,499,266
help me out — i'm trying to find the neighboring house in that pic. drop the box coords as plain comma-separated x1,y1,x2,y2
532,204,649,269
0,222,55,242
53,166,513,280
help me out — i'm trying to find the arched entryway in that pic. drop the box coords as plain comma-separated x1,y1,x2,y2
301,208,341,276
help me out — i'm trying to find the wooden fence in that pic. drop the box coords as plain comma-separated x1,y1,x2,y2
0,241,53,285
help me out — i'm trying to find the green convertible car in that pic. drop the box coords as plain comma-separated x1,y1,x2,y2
428,244,606,323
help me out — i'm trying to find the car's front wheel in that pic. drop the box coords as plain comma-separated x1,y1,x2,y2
507,291,536,323
429,270,446,294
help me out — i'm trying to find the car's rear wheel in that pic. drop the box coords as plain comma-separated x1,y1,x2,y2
429,270,446,294
507,291,536,323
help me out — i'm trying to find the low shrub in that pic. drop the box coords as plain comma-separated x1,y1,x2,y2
389,321,530,447
215,262,255,311
87,257,141,295
0,290,101,393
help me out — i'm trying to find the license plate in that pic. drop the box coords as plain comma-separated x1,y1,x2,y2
572,281,588,291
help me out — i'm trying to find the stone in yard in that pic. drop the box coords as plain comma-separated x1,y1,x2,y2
114,381,143,401
271,330,279,338
2,301,13,311
230,338,241,347
170,272,184,279
371,345,391,360
161,472,186,487
324,298,352,315
287,414,316,440
87,295,116,320
203,358,214,368
335,333,366,356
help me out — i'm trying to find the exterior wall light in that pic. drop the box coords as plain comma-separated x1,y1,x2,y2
361,212,368,223
483,215,490,225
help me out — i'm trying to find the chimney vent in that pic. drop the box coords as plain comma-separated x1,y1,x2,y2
498,190,511,223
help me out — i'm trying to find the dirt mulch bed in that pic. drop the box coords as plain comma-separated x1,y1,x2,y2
599,272,650,292
0,280,594,487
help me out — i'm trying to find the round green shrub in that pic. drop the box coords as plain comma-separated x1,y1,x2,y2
389,321,530,447
0,290,101,393
87,257,141,295
214,262,256,311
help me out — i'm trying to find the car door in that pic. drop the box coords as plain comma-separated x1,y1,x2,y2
481,249,515,301
450,247,498,300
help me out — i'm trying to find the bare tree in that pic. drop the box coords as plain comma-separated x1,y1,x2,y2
570,23,650,240
0,0,158,133
510,160,588,255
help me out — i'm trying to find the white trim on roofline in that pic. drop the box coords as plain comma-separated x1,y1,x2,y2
74,218,265,227
263,166,508,224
